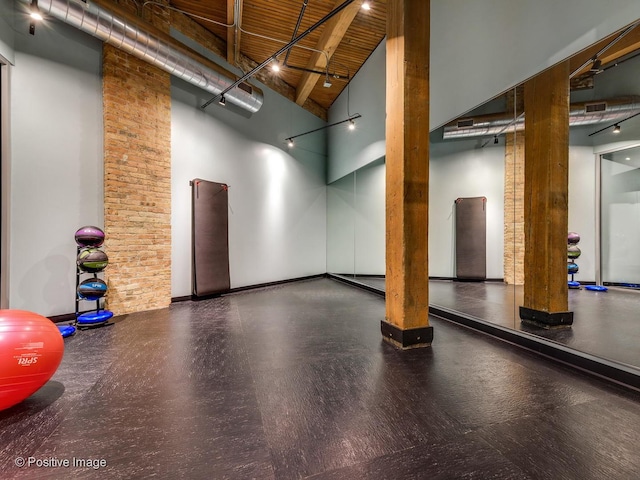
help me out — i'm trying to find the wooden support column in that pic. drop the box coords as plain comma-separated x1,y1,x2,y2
381,0,432,349
519,61,573,329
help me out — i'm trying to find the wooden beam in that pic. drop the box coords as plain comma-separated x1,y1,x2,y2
520,61,573,328
570,24,640,77
226,0,235,64
294,0,363,106
382,0,432,349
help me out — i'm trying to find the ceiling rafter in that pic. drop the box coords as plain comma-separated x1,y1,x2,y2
570,23,640,77
226,0,244,65
294,0,364,106
226,0,235,64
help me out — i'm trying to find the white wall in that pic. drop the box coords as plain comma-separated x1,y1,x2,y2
429,140,505,278
9,20,103,316
327,41,385,184
171,84,327,296
327,173,355,274
354,161,385,274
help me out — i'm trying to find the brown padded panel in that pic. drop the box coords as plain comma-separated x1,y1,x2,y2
192,179,230,296
455,197,487,280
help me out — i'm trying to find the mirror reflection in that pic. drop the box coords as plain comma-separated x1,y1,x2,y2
327,20,640,371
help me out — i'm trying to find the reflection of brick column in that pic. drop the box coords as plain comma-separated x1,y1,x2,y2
504,88,524,285
103,4,172,315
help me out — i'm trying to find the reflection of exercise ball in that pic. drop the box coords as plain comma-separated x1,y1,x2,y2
77,278,107,300
568,245,581,259
77,248,108,273
0,310,64,411
74,226,105,248
568,232,580,245
567,262,579,274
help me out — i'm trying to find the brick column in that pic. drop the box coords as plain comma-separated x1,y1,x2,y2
504,87,524,285
102,7,172,315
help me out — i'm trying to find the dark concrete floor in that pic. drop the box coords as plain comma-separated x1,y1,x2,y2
347,276,640,369
2,278,640,479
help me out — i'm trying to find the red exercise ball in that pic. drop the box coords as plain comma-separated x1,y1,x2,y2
0,310,65,411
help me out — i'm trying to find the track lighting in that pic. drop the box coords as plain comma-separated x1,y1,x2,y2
323,72,332,88
29,0,41,35
494,135,499,144
285,114,362,146
362,1,371,10
613,124,621,133
271,59,281,72
218,96,226,106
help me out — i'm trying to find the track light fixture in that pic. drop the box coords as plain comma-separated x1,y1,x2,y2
29,0,42,35
218,96,226,106
323,71,332,88
362,1,372,10
271,59,281,72
493,135,499,144
284,114,362,147
589,111,640,137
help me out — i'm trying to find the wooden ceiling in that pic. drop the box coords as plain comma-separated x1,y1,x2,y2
167,0,387,119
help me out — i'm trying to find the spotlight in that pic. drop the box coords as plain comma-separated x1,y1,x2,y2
30,0,42,19
613,124,621,133
287,139,294,148
494,135,499,144
348,120,355,131
218,96,226,106
362,1,371,10
271,59,281,72
29,0,41,35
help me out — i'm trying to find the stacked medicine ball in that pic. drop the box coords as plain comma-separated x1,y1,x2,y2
75,226,108,300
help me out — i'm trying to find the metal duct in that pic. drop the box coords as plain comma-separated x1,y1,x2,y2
27,0,263,113
443,96,640,139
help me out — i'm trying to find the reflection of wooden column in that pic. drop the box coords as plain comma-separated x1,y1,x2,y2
381,0,432,349
520,61,573,328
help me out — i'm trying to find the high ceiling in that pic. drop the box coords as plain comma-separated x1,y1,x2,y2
165,0,386,118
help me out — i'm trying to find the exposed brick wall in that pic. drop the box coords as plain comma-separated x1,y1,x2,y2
503,87,525,285
504,130,525,285
102,40,172,315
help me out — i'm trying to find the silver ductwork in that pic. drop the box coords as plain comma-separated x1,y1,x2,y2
443,96,640,139
27,0,263,113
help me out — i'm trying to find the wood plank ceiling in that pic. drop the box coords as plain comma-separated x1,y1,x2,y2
167,0,387,119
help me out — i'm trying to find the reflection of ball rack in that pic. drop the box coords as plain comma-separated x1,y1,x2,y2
567,231,581,289
74,226,114,330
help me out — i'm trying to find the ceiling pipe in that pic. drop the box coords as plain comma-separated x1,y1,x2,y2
25,0,264,113
443,96,640,139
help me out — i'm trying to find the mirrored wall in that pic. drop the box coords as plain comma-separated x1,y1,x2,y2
327,19,640,372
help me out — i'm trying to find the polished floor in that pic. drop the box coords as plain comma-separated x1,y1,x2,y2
347,276,640,369
2,278,640,479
